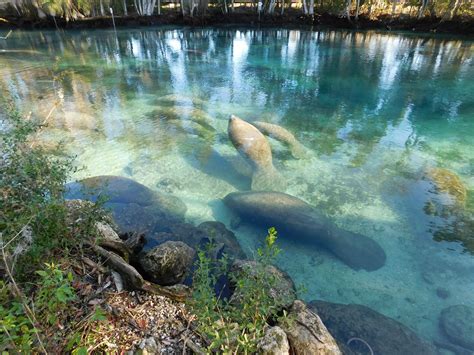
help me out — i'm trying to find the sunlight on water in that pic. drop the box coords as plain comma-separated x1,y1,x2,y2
1,27,473,348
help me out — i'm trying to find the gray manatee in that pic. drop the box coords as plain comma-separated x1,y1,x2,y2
228,115,286,191
224,191,386,272
252,121,308,159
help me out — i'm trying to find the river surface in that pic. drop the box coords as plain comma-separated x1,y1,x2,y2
1,26,473,349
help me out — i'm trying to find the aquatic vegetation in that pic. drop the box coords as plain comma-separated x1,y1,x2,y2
426,167,467,206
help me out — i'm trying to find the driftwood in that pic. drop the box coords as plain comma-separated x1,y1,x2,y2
91,243,191,302
141,281,191,303
91,244,144,290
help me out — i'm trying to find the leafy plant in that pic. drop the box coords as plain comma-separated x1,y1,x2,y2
190,227,289,354
35,263,76,325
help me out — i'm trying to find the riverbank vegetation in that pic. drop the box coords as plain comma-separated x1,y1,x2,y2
0,101,297,352
0,0,473,34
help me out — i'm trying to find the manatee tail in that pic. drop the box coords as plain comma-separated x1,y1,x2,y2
290,142,309,160
251,167,287,191
325,226,386,272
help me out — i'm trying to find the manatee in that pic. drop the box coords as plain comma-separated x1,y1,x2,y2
228,115,285,191
149,106,216,132
223,191,386,271
154,93,207,107
252,121,308,159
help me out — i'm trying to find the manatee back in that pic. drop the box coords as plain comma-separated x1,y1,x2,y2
228,116,273,171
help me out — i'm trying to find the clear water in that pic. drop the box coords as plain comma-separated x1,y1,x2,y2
1,27,473,347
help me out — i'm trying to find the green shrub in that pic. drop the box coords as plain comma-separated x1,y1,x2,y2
190,227,288,354
0,97,106,352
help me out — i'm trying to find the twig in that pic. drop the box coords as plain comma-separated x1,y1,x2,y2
1,220,32,250
2,324,18,351
0,234,48,354
182,338,205,355
347,337,374,355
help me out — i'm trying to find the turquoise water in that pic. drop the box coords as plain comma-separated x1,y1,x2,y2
1,27,473,348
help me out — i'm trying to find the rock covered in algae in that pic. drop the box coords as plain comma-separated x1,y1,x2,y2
426,167,467,206
139,241,195,286
229,259,296,310
65,175,187,236
440,305,474,350
309,300,437,354
257,326,290,355
280,300,341,355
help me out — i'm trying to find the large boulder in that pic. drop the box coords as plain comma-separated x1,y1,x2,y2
440,305,474,350
309,300,436,355
65,175,187,237
139,241,195,286
197,221,246,259
145,221,245,260
229,259,296,310
279,300,341,355
257,326,290,355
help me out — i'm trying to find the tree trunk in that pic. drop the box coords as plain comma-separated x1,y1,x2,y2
100,0,105,16
418,0,428,18
345,0,351,19
268,0,276,13
302,0,308,14
441,0,462,21
355,0,360,19
123,0,128,15
157,0,161,14
308,0,314,14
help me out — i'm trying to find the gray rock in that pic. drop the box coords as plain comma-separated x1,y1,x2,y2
139,241,195,286
440,305,474,350
230,259,296,310
436,288,450,300
65,176,187,237
198,221,246,259
146,221,245,260
309,300,436,355
279,300,341,355
257,326,290,355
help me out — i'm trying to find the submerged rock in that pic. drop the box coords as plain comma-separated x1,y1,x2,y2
440,305,474,350
65,175,187,238
229,259,296,310
197,221,246,259
139,241,195,286
224,191,386,271
279,300,341,355
257,326,290,355
65,175,187,217
145,221,246,260
309,300,436,355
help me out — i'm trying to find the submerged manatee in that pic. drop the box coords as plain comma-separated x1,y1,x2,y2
228,115,285,190
252,121,308,159
224,191,386,271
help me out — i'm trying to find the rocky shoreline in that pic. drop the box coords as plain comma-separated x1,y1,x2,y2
63,175,474,354
0,12,473,36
